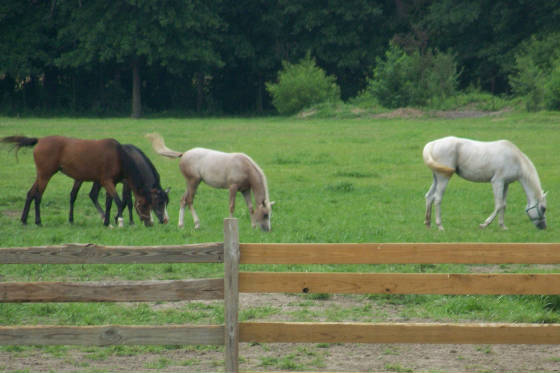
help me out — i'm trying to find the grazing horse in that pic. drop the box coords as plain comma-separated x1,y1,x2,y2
1,135,151,226
68,144,170,226
146,132,273,231
423,136,547,230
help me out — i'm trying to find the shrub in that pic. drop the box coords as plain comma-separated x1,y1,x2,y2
362,43,459,108
509,33,560,111
266,53,341,115
544,60,560,110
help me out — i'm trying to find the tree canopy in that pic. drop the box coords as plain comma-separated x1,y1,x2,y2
1,0,558,116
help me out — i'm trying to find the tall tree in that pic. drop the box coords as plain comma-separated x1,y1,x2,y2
55,0,225,117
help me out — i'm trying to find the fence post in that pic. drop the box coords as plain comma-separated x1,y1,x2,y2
224,218,240,373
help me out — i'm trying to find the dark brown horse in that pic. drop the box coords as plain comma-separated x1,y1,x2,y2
69,144,169,226
1,135,152,226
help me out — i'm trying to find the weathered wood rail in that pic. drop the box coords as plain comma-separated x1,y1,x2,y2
1,219,560,372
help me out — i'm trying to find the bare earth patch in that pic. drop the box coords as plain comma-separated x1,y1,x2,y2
1,293,559,372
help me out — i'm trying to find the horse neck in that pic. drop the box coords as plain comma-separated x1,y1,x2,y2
518,156,543,204
245,157,269,204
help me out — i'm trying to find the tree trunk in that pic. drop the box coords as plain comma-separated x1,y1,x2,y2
131,58,142,118
195,71,204,113
256,73,263,114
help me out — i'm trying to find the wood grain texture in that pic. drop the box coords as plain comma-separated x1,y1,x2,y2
0,242,224,264
223,218,240,373
0,279,224,302
0,325,224,345
240,322,560,344
239,272,560,295
240,243,560,264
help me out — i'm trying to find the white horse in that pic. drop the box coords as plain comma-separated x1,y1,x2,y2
423,136,547,230
146,133,273,231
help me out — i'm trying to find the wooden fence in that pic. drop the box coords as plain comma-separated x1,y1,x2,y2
1,218,560,372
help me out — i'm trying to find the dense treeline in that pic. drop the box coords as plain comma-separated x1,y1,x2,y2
1,0,559,116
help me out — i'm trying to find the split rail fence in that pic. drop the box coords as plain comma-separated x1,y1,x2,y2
1,218,560,372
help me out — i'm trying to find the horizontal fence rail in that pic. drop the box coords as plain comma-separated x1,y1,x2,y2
0,325,224,346
1,221,560,373
0,279,224,302
240,242,560,264
239,272,560,295
239,322,560,345
0,242,224,264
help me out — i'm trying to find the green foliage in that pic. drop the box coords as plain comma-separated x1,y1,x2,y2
509,33,560,111
363,43,460,108
544,61,560,110
266,54,341,114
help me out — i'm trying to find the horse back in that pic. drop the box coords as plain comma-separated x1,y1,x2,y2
180,148,250,189
34,136,123,181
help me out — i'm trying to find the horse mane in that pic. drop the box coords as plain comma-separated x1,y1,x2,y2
118,144,152,204
124,144,162,189
243,154,270,204
516,147,544,198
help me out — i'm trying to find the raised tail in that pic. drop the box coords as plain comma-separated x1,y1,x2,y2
422,142,455,177
145,133,183,159
1,136,39,160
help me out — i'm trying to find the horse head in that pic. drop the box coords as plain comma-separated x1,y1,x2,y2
253,200,274,232
150,187,170,224
134,197,153,227
526,192,547,230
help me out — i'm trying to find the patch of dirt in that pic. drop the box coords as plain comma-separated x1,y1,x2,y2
1,209,20,218
371,107,512,119
1,293,559,372
297,109,317,118
373,108,425,119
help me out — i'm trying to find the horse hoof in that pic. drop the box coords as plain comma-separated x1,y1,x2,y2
117,217,124,228
437,226,445,231
178,223,184,228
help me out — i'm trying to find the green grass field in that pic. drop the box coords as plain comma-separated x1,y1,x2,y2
0,113,559,371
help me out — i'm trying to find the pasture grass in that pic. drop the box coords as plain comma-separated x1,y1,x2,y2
1,113,560,371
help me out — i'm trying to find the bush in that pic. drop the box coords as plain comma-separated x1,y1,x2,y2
509,33,560,111
544,60,560,110
362,43,459,108
266,53,341,115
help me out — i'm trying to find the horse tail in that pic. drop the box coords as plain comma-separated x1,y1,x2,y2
1,136,39,160
423,142,455,177
145,132,183,159
117,143,152,204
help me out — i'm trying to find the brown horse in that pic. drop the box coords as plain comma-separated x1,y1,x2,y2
1,135,152,226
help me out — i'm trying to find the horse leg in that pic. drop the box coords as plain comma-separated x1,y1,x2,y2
433,173,450,231
179,178,200,229
480,180,506,229
242,189,255,227
104,193,114,227
21,182,39,225
101,182,124,227
89,183,105,220
69,180,83,224
22,174,51,225
122,181,135,225
498,183,510,229
228,184,239,218
424,173,437,228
